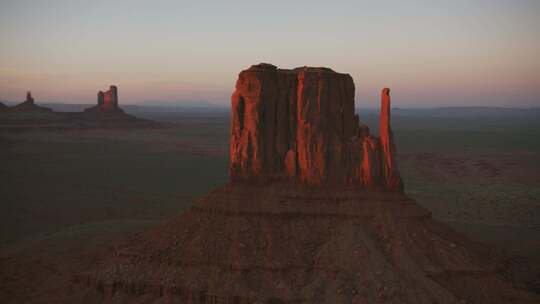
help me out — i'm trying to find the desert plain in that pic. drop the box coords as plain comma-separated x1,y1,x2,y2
0,106,539,302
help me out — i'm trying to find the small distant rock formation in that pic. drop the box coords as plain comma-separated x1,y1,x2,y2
98,86,118,108
25,91,34,104
9,91,52,112
0,102,7,111
0,87,158,130
84,85,124,113
230,63,402,191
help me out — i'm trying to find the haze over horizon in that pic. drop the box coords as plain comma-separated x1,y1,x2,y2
1,0,539,107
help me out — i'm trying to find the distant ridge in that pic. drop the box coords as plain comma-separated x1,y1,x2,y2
0,87,159,130
388,106,540,118
433,106,540,111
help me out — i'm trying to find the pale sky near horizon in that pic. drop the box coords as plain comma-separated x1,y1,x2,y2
0,0,539,107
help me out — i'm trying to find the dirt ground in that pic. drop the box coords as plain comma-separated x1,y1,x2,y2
0,109,539,302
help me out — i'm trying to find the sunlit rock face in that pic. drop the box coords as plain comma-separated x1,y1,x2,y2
230,63,403,191
379,88,403,191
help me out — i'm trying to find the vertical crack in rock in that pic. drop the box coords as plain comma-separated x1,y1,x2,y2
237,96,245,131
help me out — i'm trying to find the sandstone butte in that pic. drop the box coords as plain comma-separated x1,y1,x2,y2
77,64,538,304
84,85,125,114
230,63,402,191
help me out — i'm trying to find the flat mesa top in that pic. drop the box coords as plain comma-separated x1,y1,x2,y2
246,63,347,76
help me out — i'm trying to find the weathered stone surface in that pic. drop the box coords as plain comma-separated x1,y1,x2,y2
230,64,403,191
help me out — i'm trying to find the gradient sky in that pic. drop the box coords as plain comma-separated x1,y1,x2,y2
1,0,539,107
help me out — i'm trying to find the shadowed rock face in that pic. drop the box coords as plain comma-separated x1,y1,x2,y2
230,63,402,191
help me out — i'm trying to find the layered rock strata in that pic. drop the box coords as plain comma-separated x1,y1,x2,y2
230,63,402,191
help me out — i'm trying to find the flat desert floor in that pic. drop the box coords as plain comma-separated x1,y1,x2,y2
1,108,539,302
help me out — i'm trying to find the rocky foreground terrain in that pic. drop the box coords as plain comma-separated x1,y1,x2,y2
78,184,535,303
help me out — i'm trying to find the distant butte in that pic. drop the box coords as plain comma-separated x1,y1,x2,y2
231,63,402,191
84,85,124,113
0,86,158,130
9,91,52,112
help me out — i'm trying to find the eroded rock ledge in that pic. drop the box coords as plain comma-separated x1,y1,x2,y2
230,63,403,191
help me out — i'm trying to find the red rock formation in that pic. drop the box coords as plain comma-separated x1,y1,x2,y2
360,134,382,188
85,85,123,113
380,88,403,191
230,63,403,191
102,85,118,108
